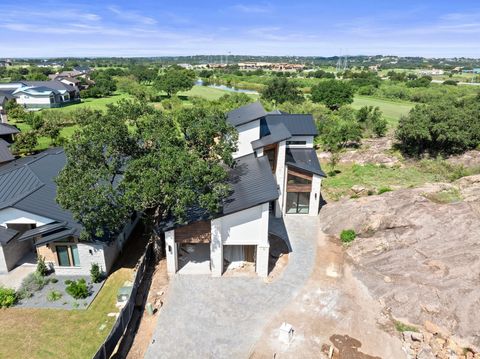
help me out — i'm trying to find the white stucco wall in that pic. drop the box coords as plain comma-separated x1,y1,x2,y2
165,230,178,275
0,208,54,227
309,175,322,216
211,203,270,277
214,203,269,246
274,140,286,217
15,94,52,106
286,135,314,148
233,120,260,158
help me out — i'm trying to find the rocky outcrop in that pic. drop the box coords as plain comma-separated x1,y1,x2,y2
320,175,480,352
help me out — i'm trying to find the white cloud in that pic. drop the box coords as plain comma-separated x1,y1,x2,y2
107,6,157,25
232,4,272,14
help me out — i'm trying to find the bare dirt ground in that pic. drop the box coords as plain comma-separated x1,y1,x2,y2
320,175,480,356
126,259,169,359
250,232,405,359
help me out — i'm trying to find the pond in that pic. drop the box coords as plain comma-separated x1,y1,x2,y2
195,79,259,95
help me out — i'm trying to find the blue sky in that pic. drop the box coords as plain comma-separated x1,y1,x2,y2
1,0,480,58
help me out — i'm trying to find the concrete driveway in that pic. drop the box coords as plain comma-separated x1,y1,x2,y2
145,215,320,359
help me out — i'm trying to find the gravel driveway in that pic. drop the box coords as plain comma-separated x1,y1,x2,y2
145,215,320,359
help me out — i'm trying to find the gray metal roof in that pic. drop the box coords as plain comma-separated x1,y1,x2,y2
0,166,43,207
0,140,14,163
285,148,326,177
251,122,291,149
265,114,318,136
0,227,19,245
223,153,278,214
158,154,279,231
0,148,82,236
0,123,20,136
23,80,78,93
18,221,68,241
227,101,267,127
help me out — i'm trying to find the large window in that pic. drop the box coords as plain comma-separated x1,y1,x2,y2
56,245,80,267
286,140,307,146
286,192,310,214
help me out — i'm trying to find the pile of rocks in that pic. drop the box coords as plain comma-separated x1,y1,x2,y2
402,326,479,359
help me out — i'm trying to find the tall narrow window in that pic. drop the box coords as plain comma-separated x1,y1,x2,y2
71,245,80,267
57,246,71,266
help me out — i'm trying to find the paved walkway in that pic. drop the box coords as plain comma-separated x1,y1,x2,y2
145,215,320,359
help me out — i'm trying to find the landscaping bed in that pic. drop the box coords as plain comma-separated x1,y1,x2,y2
15,275,105,310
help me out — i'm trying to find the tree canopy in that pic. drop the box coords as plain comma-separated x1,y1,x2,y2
155,65,196,97
396,98,480,156
56,100,237,242
261,77,304,104
310,80,355,110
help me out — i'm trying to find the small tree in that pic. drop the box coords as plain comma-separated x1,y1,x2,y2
155,66,196,97
36,255,48,276
356,106,387,137
90,263,102,283
317,108,362,172
261,77,304,104
13,131,38,154
311,80,354,110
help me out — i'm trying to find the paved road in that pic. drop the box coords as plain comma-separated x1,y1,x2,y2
145,215,320,359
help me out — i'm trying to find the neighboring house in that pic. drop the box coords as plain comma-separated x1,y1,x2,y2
0,60,13,67
164,102,325,278
4,80,80,110
59,77,80,88
0,149,138,275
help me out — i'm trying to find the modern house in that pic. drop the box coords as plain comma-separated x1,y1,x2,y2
0,149,138,275
0,80,80,110
164,102,325,278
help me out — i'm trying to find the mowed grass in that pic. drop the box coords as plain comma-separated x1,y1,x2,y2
52,92,132,113
0,268,133,359
352,96,413,128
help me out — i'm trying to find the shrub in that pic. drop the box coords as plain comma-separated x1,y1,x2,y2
340,229,356,243
394,320,419,332
378,187,392,194
18,272,48,299
36,255,48,276
50,278,58,284
0,287,17,308
90,263,102,283
65,279,90,299
47,290,62,302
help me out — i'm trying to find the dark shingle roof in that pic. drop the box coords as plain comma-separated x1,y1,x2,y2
286,148,326,177
0,227,19,245
251,122,291,149
0,149,82,236
265,114,318,136
227,101,267,127
0,123,20,136
223,154,278,215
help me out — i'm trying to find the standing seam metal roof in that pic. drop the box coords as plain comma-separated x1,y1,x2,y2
265,114,318,136
227,101,267,127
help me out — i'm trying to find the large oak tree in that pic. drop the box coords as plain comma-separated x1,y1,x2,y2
56,100,237,242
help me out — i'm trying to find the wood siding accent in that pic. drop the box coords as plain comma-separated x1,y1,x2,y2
175,221,211,244
287,168,313,181
287,183,312,192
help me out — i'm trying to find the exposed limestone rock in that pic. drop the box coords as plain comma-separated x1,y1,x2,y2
320,175,480,351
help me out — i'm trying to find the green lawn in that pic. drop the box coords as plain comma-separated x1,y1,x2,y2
52,93,132,113
0,268,133,359
352,96,414,127
321,160,480,201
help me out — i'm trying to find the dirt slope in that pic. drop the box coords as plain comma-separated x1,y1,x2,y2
320,175,480,351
